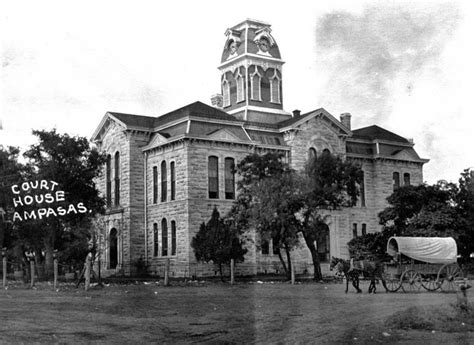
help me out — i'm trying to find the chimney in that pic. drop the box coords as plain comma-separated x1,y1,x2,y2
340,112,351,130
292,109,301,117
210,94,223,109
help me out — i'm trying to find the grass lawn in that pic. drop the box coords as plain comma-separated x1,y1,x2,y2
1,279,474,343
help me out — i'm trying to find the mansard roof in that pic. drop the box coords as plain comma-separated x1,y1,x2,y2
351,125,410,144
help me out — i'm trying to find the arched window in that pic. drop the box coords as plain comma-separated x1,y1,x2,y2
114,152,120,206
106,155,112,207
404,173,411,186
322,148,331,155
208,156,219,199
236,74,245,103
171,220,177,256
317,223,330,262
161,218,168,256
109,228,118,269
153,223,158,257
161,161,167,202
222,79,230,107
352,223,358,238
270,73,281,104
225,157,235,200
251,70,262,101
152,166,158,204
170,161,176,201
308,147,317,161
360,171,366,207
393,172,400,191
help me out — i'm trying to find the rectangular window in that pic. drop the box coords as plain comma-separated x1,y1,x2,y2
225,157,235,199
170,162,176,201
261,240,269,255
161,219,168,256
153,223,158,257
352,223,358,238
161,161,167,202
360,171,365,207
208,156,219,199
272,238,279,255
106,155,111,207
153,166,158,204
404,173,411,186
393,172,400,191
362,223,367,236
171,220,176,256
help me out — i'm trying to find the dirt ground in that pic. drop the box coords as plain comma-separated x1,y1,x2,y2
0,279,473,344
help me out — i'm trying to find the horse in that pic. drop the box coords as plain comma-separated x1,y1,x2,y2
330,257,361,293
331,257,386,294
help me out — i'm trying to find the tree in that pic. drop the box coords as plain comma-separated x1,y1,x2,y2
232,151,363,281
301,152,363,280
455,169,474,261
14,129,106,276
191,207,247,280
0,146,30,251
349,178,470,261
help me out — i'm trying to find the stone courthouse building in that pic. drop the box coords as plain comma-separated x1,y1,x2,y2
91,19,428,277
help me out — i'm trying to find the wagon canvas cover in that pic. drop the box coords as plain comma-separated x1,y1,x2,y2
387,237,457,264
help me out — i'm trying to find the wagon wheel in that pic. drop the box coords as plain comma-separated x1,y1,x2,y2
421,275,440,291
382,272,401,292
437,264,462,292
401,270,422,293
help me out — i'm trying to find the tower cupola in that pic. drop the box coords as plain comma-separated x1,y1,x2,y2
218,19,291,123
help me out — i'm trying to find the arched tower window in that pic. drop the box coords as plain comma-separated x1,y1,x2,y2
222,79,230,107
322,148,331,155
270,71,281,104
109,228,118,269
236,73,245,103
161,161,167,202
250,68,262,101
114,151,120,206
208,156,219,199
106,155,112,207
225,157,235,200
161,218,168,256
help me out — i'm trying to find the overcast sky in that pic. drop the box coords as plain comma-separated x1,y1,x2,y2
0,0,472,184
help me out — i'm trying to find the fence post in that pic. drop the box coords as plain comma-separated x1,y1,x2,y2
230,258,235,285
53,250,58,290
30,259,35,287
85,253,91,291
2,248,6,289
164,259,169,286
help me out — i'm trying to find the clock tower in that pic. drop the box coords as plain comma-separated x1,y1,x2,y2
218,19,291,123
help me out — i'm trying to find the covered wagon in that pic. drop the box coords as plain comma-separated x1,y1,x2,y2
383,236,463,292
